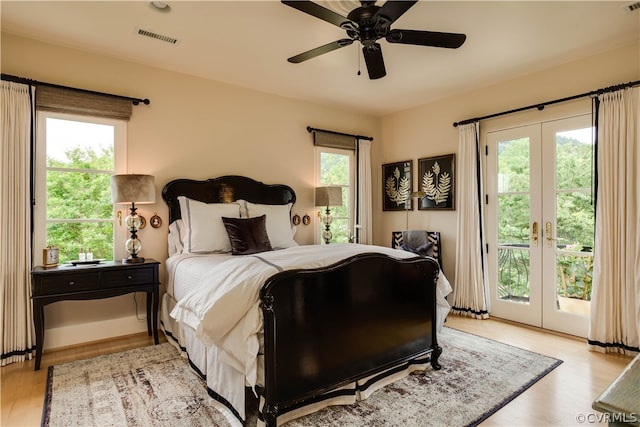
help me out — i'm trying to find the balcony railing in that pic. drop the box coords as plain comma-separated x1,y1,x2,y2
497,243,593,303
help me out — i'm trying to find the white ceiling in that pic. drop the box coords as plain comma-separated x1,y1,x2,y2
2,1,638,116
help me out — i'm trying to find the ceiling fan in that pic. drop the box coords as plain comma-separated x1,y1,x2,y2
282,0,467,79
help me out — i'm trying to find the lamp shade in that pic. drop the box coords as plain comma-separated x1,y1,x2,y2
111,174,156,204
315,186,343,207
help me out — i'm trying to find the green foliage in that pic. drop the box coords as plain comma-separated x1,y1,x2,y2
497,134,594,301
319,152,351,243
557,252,593,300
46,146,114,262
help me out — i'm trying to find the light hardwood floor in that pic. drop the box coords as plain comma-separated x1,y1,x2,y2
0,316,632,426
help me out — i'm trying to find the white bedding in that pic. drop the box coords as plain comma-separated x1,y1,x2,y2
165,243,452,426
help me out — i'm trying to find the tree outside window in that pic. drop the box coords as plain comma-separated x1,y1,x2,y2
318,149,354,243
39,116,122,262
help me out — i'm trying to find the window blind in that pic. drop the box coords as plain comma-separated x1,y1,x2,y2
312,130,356,150
36,86,133,121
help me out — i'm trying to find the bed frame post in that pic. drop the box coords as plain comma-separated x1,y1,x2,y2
260,293,278,427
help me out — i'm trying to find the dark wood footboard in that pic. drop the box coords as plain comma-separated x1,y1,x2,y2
259,252,441,426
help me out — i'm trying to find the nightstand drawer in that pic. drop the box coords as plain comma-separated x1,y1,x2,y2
37,272,100,295
102,267,154,288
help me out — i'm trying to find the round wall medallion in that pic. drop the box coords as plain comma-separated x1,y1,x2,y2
150,213,162,228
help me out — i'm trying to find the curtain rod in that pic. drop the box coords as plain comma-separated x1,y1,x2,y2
453,80,640,127
307,126,373,141
1,73,150,106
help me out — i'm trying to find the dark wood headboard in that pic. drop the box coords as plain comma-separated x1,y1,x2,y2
162,175,296,224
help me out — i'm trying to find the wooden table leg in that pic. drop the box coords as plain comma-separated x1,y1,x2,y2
146,292,152,337
33,301,44,371
152,287,159,344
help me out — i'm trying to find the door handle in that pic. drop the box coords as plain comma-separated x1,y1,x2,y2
531,221,538,247
545,222,557,247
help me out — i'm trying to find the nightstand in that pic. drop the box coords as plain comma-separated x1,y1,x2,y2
31,259,160,370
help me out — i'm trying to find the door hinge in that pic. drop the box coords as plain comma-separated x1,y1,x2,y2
485,145,488,156
485,194,489,204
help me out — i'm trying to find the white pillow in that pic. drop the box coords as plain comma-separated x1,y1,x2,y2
178,196,241,253
168,219,185,256
244,201,298,249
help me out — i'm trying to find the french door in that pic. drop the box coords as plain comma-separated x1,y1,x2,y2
486,114,594,337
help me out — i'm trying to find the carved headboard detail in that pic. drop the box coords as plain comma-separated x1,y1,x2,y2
162,175,296,224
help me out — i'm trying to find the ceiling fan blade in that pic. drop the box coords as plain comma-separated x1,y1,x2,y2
377,1,418,25
281,1,351,28
288,39,354,63
386,29,466,49
362,43,386,79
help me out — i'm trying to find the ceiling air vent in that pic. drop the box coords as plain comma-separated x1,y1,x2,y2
626,2,640,12
137,29,178,44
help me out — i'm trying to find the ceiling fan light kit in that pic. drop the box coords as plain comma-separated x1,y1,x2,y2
282,0,466,79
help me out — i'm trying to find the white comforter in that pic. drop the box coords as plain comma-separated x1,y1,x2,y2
170,243,452,391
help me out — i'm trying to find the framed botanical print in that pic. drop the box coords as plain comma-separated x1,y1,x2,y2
382,160,412,211
418,154,455,210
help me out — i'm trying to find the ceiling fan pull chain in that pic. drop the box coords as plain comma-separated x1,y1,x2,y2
357,45,361,76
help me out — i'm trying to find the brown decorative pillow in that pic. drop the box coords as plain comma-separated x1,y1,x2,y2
222,215,273,255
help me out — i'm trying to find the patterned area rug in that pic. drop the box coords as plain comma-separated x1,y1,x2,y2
42,327,562,427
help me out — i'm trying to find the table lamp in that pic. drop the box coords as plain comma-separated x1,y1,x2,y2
111,174,156,263
315,186,343,244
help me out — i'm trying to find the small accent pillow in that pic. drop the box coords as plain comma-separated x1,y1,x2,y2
400,241,434,258
177,196,241,253
222,215,273,255
243,201,298,249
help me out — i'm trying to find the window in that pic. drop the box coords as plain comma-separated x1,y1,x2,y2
34,112,126,263
315,146,355,243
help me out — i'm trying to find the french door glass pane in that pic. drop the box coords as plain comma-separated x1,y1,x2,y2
498,195,530,245
497,138,530,192
498,248,530,303
554,127,594,312
497,136,532,304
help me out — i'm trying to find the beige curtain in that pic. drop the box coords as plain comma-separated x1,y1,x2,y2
451,122,490,319
1,81,35,365
356,139,373,244
588,87,640,355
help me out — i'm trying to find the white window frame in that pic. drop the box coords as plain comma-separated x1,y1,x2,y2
314,146,356,244
33,111,127,264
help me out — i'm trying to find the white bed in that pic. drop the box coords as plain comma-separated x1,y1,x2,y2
159,176,452,426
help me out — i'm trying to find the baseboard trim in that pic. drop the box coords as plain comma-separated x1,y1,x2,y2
44,316,149,350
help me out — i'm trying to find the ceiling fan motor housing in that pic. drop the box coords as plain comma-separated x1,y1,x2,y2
283,0,467,79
